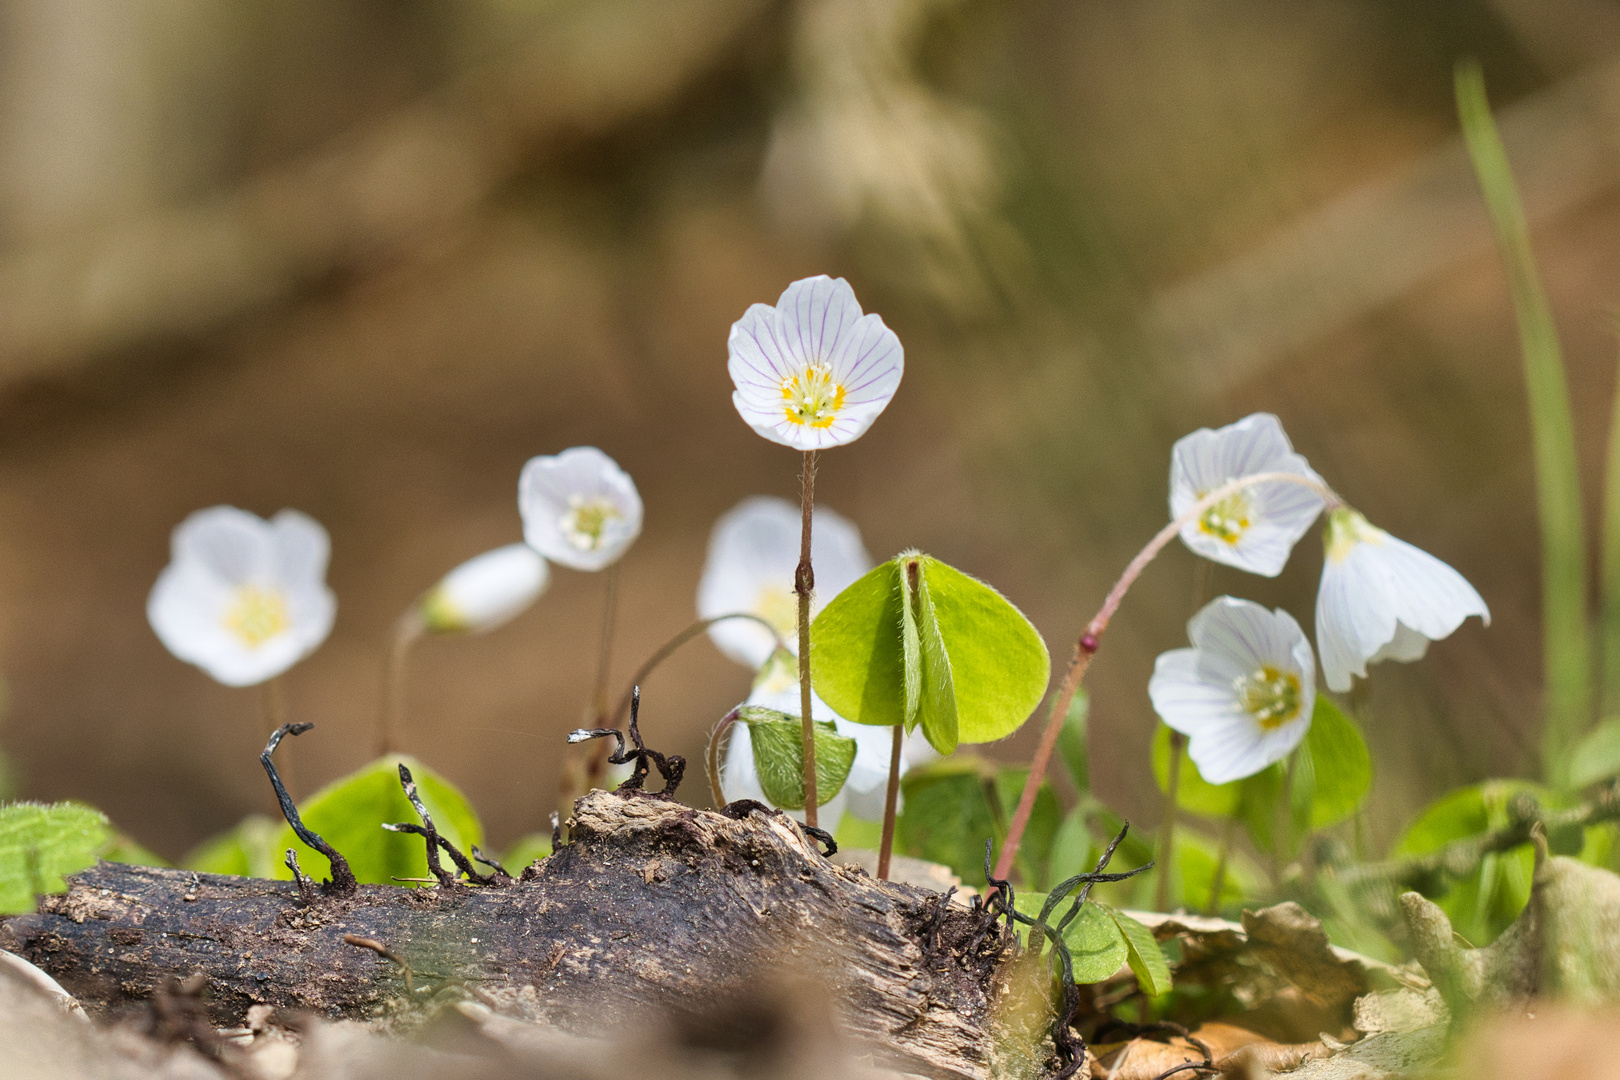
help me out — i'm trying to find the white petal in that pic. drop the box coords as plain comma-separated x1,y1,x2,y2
1149,647,1244,737
1186,596,1311,682
1370,622,1429,664
270,510,331,585
1374,533,1491,639
171,506,274,586
1316,543,1397,692
697,496,871,668
517,447,644,571
424,544,549,634
777,276,864,369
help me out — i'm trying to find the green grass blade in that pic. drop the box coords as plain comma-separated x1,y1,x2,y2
1456,61,1589,787
1603,334,1620,717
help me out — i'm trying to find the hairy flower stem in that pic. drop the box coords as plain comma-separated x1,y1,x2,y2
796,450,819,827
609,613,789,728
1204,811,1238,915
1154,731,1185,910
706,707,741,808
878,724,903,879
994,470,1341,882
379,609,424,758
580,564,622,791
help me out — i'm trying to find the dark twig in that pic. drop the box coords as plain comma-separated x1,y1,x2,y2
383,763,499,886
260,723,356,897
568,686,686,796
283,849,314,906
800,823,837,857
470,845,511,879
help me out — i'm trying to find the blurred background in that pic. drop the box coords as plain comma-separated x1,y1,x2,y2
0,0,1609,861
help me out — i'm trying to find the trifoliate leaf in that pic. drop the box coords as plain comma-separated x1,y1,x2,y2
185,815,284,879
912,558,959,753
741,706,856,810
812,552,1049,752
0,801,110,914
1100,904,1173,997
1570,718,1620,789
1057,690,1089,792
1152,723,1239,818
269,755,483,886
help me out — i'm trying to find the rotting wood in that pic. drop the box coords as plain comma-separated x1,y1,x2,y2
0,789,1009,1080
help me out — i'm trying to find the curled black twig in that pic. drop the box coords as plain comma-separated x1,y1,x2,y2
800,823,837,857
260,723,357,898
470,845,511,879
568,686,686,796
383,763,500,886
284,848,315,906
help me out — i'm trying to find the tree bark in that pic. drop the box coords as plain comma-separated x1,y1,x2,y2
0,790,1009,1080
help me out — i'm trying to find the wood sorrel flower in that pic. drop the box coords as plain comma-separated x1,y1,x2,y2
1315,507,1489,692
1149,596,1316,784
419,543,549,634
147,506,336,687
727,275,903,450
1171,413,1325,577
518,447,643,572
697,496,871,669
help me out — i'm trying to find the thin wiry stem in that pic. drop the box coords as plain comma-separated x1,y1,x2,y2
796,449,819,827
994,469,1340,883
609,612,789,728
706,707,741,809
379,609,424,758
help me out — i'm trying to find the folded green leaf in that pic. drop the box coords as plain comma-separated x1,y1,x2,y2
812,551,1049,751
269,755,483,886
1014,895,1128,983
1100,904,1173,997
741,706,856,810
0,801,111,914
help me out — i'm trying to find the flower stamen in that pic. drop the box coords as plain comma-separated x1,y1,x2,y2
224,585,291,649
560,496,623,552
1233,665,1302,729
781,363,846,429
1197,490,1252,545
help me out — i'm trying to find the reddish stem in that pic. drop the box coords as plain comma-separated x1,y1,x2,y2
878,723,903,880
992,470,1337,883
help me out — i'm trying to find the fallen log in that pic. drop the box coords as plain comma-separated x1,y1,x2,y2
0,789,1012,1080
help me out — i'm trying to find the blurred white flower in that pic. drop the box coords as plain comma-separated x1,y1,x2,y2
1315,507,1490,693
1170,413,1325,577
727,276,903,451
723,650,931,825
148,506,336,688
1149,596,1316,784
420,544,548,634
518,447,643,572
697,496,872,668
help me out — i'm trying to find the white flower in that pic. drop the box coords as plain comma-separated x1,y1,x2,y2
697,496,872,668
1315,507,1490,692
518,447,643,572
147,506,336,688
420,544,549,634
1170,413,1325,577
728,275,903,450
1149,596,1316,784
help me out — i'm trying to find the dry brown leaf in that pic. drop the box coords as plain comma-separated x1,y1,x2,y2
1093,1023,1323,1080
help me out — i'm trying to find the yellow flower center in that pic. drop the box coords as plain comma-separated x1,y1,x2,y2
754,585,799,638
781,363,846,429
561,497,622,552
1324,506,1384,563
1233,665,1303,729
1198,491,1252,544
224,585,291,649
